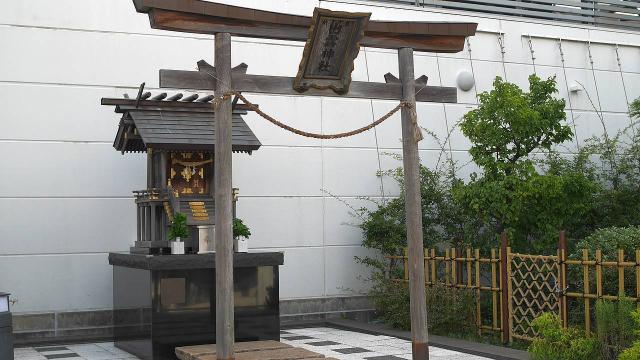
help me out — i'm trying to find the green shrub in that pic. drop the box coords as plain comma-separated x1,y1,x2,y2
574,226,640,259
596,298,636,359
528,313,600,360
168,212,189,240
619,343,640,360
569,226,640,298
233,218,251,239
618,308,640,360
370,279,411,330
370,279,477,337
629,96,639,119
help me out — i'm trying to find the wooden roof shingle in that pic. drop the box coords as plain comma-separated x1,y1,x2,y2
102,95,261,154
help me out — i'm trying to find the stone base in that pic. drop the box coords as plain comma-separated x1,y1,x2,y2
12,296,373,346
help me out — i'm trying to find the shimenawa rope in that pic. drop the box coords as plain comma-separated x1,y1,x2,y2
214,91,423,141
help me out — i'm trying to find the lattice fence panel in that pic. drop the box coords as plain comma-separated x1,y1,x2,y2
510,254,560,340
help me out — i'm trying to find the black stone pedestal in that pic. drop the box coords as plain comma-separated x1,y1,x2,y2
109,252,283,360
0,311,13,360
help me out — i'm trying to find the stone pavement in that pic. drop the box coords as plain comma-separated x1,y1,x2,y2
14,342,136,360
15,327,491,360
280,327,490,360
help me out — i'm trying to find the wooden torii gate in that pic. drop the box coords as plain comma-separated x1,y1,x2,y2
131,1,476,359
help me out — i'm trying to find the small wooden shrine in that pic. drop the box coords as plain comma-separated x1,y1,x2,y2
105,91,284,360
102,91,261,254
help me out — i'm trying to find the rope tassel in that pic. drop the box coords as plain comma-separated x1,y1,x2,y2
409,105,424,142
213,91,412,140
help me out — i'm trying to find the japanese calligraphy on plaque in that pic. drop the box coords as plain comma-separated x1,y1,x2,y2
293,8,370,95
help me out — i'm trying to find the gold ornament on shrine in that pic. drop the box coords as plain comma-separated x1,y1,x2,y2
293,8,370,95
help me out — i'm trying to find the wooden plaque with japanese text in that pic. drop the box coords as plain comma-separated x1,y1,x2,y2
293,8,370,95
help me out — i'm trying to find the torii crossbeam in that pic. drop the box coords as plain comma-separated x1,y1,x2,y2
131,2,477,360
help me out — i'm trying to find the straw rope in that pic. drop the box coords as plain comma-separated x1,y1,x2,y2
214,91,423,141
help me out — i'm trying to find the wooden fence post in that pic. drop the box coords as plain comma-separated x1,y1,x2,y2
500,231,510,344
474,248,482,336
491,248,498,332
596,249,603,300
558,230,568,327
583,249,591,334
431,249,436,287
618,249,625,297
451,248,457,287
424,249,429,286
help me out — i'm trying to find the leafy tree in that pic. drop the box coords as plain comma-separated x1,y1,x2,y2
460,75,571,177
357,162,489,274
574,124,640,231
456,75,589,252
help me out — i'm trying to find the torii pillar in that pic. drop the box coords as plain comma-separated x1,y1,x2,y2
399,47,429,360
213,32,235,360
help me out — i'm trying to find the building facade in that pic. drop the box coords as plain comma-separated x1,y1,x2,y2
1,0,639,342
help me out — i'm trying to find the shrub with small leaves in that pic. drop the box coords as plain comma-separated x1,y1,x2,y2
528,313,600,360
370,279,477,337
617,308,640,360
233,218,251,239
569,227,640,298
595,298,636,360
168,212,189,240
630,97,640,119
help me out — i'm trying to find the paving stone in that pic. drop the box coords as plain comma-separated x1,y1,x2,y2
306,341,341,346
36,347,68,353
332,347,371,354
43,354,80,359
282,335,315,341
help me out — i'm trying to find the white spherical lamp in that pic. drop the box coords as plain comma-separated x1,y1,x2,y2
456,70,475,92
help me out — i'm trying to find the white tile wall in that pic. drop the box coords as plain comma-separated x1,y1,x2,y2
0,254,113,312
0,198,135,255
0,84,121,142
277,247,325,299
0,25,212,88
236,197,324,249
323,197,376,247
1,0,640,313
232,146,323,197
324,246,377,296
0,142,146,198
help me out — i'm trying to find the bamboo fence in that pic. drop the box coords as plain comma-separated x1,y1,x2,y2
387,232,640,343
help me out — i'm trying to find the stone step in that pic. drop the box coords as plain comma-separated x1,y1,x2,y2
176,341,334,360
198,348,325,360
176,340,290,360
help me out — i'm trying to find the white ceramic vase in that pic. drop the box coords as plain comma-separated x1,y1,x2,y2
171,237,185,255
234,237,248,253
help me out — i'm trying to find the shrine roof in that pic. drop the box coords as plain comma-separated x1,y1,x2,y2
102,93,261,154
